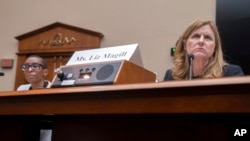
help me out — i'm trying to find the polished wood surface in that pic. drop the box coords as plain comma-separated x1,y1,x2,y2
1,76,250,115
1,76,250,141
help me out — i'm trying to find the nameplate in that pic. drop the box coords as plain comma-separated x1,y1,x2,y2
66,43,143,67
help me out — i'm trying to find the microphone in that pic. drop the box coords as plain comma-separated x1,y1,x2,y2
0,72,4,76
188,54,194,80
55,68,65,81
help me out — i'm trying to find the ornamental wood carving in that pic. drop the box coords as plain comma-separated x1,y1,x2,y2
14,22,104,90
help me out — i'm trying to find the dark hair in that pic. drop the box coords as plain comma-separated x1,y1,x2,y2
27,55,48,69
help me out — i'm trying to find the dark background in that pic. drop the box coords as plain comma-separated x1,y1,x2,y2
216,0,250,75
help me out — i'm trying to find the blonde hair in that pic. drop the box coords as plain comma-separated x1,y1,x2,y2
172,20,227,80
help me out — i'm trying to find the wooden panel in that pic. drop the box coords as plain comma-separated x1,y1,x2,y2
52,114,234,141
14,22,104,90
15,22,104,53
3,76,250,115
15,55,27,89
18,27,102,53
1,77,250,141
0,117,24,141
115,60,156,84
45,54,71,81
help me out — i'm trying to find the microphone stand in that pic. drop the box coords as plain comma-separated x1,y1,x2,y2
188,54,194,80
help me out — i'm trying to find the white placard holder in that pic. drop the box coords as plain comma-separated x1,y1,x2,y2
66,43,143,67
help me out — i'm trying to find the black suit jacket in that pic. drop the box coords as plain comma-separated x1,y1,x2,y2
163,64,244,81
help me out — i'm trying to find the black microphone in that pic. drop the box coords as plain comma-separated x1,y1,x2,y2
55,68,65,81
188,54,194,80
0,72,4,76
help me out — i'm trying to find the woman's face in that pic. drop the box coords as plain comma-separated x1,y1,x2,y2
23,57,47,84
184,25,216,59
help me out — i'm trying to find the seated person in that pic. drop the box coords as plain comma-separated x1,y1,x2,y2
17,55,51,90
164,20,244,81
16,55,52,141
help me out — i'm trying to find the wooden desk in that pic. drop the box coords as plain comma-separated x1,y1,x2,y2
0,76,250,141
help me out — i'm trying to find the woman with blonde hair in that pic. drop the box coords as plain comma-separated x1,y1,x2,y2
164,20,244,80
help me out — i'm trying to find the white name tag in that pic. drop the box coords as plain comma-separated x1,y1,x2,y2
66,43,143,67
61,80,75,86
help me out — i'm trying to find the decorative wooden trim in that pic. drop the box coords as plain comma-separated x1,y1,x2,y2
15,22,103,40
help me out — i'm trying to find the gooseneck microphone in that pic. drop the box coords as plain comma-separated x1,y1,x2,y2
188,54,194,80
0,72,4,76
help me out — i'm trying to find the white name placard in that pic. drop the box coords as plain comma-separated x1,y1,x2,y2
66,43,143,67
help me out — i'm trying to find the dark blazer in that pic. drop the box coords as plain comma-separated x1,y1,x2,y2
163,64,244,81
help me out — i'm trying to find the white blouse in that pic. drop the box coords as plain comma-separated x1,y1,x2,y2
17,80,51,91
